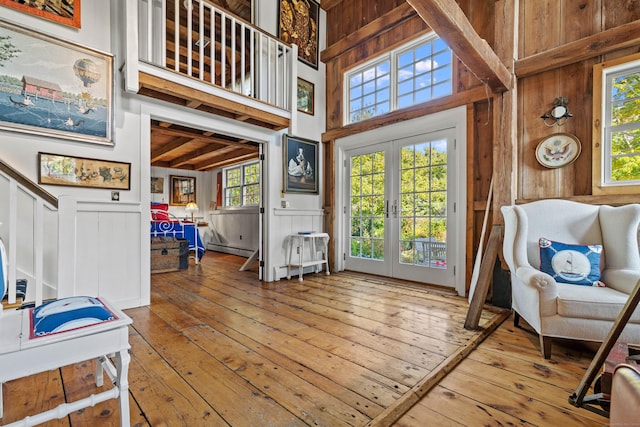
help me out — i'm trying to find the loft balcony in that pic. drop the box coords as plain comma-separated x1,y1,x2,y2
124,0,297,130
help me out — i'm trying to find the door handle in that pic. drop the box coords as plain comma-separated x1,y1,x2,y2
385,200,389,218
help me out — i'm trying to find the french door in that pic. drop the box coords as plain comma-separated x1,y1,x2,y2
345,129,457,287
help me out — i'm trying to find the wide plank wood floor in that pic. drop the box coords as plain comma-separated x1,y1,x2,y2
0,252,608,426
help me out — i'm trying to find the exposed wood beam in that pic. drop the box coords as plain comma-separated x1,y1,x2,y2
151,126,243,147
150,138,192,162
406,0,513,92
139,71,290,130
321,3,417,63
515,20,640,78
194,149,258,170
169,145,245,168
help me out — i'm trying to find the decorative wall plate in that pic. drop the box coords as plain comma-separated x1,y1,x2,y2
535,133,582,168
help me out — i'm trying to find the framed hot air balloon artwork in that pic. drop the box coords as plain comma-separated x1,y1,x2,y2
0,19,113,145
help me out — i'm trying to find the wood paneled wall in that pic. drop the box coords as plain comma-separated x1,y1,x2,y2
321,0,640,290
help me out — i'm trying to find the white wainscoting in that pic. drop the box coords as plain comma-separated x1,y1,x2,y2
270,208,325,281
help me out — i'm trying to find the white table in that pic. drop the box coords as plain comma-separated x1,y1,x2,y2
286,232,330,281
0,299,132,426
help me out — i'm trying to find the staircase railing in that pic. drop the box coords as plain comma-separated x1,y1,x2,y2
0,160,76,308
133,0,297,111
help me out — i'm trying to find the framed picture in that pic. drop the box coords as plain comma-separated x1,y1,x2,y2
170,175,196,206
535,133,582,169
150,177,164,194
278,0,320,69
0,19,113,145
38,153,130,190
284,135,318,194
297,78,314,115
0,0,81,28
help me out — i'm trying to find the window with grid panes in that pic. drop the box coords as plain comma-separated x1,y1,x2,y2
345,32,452,125
224,161,260,207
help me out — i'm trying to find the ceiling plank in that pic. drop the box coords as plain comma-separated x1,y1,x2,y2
406,0,513,92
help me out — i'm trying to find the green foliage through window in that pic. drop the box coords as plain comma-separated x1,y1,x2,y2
224,161,260,207
606,69,640,183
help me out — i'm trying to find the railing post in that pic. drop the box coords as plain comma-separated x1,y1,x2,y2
289,44,299,136
124,0,140,93
57,196,77,299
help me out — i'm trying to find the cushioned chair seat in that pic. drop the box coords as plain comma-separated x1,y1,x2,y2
557,284,640,323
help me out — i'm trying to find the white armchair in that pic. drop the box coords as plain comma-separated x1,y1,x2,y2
501,199,640,359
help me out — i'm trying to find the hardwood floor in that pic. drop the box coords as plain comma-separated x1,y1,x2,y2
0,252,608,426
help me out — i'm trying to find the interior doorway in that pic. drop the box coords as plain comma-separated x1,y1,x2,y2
147,116,265,279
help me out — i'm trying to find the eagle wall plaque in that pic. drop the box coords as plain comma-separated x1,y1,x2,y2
535,133,582,168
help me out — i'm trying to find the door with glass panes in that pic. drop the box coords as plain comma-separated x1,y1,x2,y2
345,130,456,287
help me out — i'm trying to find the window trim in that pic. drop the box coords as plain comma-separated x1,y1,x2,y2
592,52,640,195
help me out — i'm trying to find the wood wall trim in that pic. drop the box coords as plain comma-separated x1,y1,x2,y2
515,20,640,78
406,0,513,92
320,3,417,63
322,86,488,142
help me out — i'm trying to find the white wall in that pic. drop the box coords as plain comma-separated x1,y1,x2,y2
0,0,328,306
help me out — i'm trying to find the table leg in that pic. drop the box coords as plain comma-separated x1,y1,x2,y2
287,236,293,280
116,349,131,427
298,236,304,282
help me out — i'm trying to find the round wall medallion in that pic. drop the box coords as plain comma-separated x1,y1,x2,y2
535,133,582,168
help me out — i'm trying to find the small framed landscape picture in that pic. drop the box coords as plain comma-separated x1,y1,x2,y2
297,78,314,115
38,152,131,190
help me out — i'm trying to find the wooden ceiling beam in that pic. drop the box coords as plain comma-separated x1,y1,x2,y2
516,20,640,78
151,126,243,146
194,148,258,171
406,0,513,92
169,144,237,168
150,138,193,162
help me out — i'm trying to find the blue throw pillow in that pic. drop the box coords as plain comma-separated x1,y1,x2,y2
539,238,603,286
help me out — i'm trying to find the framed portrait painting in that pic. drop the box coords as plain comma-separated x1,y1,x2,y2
283,135,318,194
38,152,130,190
278,0,320,69
0,19,113,145
0,0,81,28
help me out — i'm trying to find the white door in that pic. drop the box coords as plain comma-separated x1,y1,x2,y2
345,129,457,287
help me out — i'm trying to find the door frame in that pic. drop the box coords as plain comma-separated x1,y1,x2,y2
334,106,467,296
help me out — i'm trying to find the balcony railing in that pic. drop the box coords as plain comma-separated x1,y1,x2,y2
134,0,297,112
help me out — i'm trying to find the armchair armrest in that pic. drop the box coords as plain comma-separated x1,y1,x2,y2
515,266,558,317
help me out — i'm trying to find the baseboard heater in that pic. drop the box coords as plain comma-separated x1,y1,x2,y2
206,243,255,258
